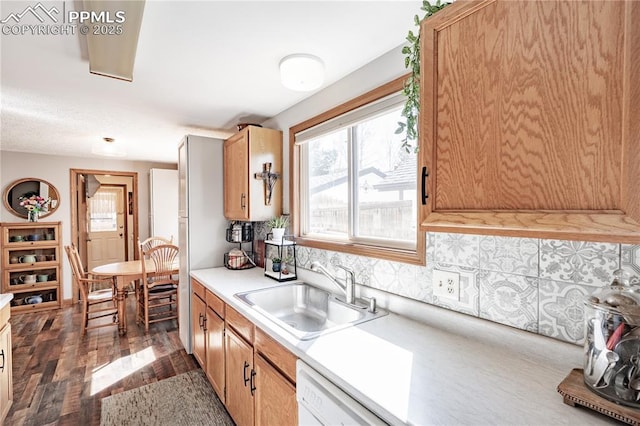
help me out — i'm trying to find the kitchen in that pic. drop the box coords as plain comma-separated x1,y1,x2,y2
1,0,640,425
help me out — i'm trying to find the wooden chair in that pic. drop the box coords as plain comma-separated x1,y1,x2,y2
64,245,118,335
135,236,174,320
138,236,174,259
137,244,179,333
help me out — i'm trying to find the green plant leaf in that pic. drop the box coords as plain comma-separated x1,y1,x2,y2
397,1,451,153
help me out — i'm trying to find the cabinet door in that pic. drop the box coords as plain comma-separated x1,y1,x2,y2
419,0,640,243
205,306,225,403
246,127,284,222
223,132,250,221
225,328,254,426
0,323,13,423
254,354,297,426
191,293,206,368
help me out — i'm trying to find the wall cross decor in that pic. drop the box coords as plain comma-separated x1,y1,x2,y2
254,162,280,206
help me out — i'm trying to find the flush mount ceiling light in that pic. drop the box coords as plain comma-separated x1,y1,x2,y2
92,137,126,157
279,54,325,91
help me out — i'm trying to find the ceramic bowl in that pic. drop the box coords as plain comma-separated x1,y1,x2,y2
24,295,43,304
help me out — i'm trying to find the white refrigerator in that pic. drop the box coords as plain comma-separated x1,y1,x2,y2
149,168,179,244
178,135,234,352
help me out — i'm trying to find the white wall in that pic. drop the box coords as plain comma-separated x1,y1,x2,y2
1,150,176,300
262,45,407,213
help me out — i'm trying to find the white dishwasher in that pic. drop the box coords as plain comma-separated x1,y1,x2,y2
297,360,388,425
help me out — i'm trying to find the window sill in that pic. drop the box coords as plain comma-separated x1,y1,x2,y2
296,235,425,266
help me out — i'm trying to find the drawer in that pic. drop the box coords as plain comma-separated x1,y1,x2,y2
206,290,225,318
225,305,254,344
255,327,297,384
191,278,206,301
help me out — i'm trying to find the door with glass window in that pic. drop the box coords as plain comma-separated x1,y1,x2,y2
87,185,126,270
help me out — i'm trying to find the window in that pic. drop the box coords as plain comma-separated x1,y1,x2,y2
88,188,119,232
291,76,425,265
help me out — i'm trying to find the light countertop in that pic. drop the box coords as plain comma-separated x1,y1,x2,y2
0,293,13,310
191,267,610,425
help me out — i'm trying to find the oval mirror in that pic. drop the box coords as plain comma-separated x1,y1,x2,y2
3,178,60,219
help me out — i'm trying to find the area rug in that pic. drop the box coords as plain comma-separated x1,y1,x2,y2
100,370,234,426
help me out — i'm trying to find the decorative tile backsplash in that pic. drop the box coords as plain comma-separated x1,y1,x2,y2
622,244,640,278
252,222,639,345
286,229,640,346
433,232,479,267
478,270,538,332
479,236,538,276
539,239,619,287
538,280,590,344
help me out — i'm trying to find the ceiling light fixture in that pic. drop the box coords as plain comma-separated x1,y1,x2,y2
92,137,126,157
279,54,325,92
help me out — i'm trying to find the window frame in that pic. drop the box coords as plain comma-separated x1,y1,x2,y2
290,75,425,266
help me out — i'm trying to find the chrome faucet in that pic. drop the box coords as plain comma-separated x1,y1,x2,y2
310,261,356,305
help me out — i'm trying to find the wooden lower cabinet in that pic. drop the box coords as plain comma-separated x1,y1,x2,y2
225,328,255,426
0,304,13,423
254,353,297,426
205,305,225,403
191,291,206,367
191,280,298,426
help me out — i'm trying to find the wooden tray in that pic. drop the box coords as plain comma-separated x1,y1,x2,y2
557,369,640,425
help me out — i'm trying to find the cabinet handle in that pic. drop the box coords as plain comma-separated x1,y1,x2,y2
241,193,246,210
202,316,207,332
0,349,4,372
198,313,204,329
250,369,256,395
421,166,429,205
243,361,250,386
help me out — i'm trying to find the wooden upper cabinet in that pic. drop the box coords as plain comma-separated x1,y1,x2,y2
224,131,250,221
419,0,640,243
223,126,283,222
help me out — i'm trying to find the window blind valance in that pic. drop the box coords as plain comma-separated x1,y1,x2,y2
294,92,405,144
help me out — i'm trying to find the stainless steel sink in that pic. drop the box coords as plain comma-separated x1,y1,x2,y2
235,283,386,340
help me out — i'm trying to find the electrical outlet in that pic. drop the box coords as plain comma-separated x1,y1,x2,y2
433,269,460,301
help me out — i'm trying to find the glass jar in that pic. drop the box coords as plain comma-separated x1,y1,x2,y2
230,223,242,242
583,269,640,406
242,223,253,242
27,210,39,222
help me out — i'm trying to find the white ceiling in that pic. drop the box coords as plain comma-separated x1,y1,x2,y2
0,0,420,163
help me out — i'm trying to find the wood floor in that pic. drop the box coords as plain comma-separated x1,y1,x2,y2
5,297,199,426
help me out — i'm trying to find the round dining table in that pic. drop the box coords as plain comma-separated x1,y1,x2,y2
91,259,178,335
